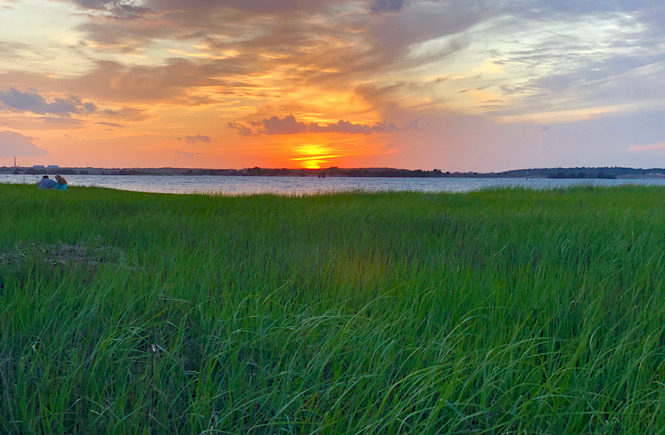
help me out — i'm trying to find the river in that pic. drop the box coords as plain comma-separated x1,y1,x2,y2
2,174,665,195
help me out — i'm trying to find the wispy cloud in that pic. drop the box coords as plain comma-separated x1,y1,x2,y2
628,143,665,152
175,149,203,159
177,134,211,144
0,130,47,157
97,121,123,128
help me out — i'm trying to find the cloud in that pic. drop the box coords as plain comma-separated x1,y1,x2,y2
0,115,85,131
177,134,212,144
0,88,101,116
175,149,203,159
309,119,373,135
144,0,345,15
36,117,84,127
64,58,245,103
5,1,665,170
70,1,349,54
97,121,123,128
227,121,253,136
68,0,148,18
309,119,398,134
0,41,31,61
1,1,480,109
628,142,665,152
0,131,47,157
229,115,401,136
370,0,404,13
258,115,308,135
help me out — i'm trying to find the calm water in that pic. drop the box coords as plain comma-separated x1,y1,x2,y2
2,174,665,195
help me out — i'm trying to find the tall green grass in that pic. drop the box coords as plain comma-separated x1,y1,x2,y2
1,184,664,432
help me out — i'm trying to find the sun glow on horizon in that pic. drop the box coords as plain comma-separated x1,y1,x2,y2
2,1,663,171
290,144,342,169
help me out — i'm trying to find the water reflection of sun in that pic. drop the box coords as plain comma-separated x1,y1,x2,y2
291,144,343,169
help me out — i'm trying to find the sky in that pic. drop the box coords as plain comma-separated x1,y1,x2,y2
1,0,665,171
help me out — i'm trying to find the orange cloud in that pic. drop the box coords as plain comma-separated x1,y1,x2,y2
4,0,665,171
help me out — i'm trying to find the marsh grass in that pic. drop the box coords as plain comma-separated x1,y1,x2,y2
1,184,665,432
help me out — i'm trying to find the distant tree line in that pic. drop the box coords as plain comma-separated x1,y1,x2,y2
2,166,664,179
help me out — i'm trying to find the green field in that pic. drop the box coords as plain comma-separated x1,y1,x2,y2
1,184,665,433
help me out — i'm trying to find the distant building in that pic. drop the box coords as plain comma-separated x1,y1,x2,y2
47,165,59,169
33,165,45,169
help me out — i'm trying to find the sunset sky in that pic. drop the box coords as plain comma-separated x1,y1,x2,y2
1,0,665,170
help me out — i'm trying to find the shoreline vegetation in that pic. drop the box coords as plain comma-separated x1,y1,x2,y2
3,165,665,179
2,184,665,432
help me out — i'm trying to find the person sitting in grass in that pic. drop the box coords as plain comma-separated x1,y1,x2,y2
55,175,68,190
38,175,57,190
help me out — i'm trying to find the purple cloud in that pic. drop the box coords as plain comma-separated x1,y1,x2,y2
0,88,100,116
310,119,398,134
259,114,308,135
370,0,404,13
230,115,400,136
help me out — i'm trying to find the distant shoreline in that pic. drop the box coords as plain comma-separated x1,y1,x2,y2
3,166,665,179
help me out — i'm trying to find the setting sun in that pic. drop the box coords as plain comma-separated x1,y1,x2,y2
290,144,343,169
1,1,664,171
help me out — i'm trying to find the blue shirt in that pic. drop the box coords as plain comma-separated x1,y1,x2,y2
38,178,57,189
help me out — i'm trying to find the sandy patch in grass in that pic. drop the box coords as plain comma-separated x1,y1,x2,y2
0,241,127,268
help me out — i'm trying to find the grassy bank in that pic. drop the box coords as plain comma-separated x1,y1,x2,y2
1,184,665,433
